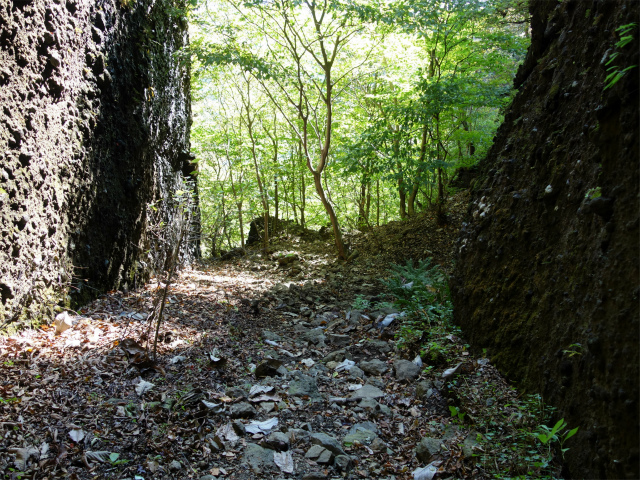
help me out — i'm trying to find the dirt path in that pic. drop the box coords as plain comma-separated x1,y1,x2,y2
0,210,563,480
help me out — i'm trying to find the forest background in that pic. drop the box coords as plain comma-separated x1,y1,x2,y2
188,0,530,259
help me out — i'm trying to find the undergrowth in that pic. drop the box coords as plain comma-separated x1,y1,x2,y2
380,258,577,479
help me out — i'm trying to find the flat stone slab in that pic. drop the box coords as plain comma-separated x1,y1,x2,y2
343,429,377,446
415,437,441,463
328,334,351,347
359,359,388,375
349,384,385,400
305,445,333,464
288,374,323,400
243,443,274,473
393,359,421,381
310,432,347,457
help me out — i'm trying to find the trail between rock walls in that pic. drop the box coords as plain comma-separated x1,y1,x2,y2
0,231,545,480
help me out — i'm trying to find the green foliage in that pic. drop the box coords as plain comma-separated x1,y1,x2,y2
109,452,130,466
381,255,579,478
382,258,456,359
604,23,637,90
562,343,583,357
584,187,601,200
449,405,466,423
461,389,579,478
536,418,579,458
190,0,529,250
351,294,371,310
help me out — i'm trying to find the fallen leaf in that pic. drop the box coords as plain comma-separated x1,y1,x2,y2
274,451,294,473
85,451,112,463
442,362,463,379
335,359,356,372
69,428,86,443
413,461,442,480
9,447,40,470
135,379,155,396
245,417,278,434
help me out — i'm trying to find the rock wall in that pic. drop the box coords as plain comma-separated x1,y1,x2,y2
0,0,197,328
451,1,638,478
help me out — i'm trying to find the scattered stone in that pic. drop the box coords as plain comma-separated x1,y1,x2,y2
305,445,333,464
200,476,217,480
343,428,377,446
226,386,247,400
243,443,275,473
328,334,350,347
335,359,356,372
349,422,380,435
229,402,257,419
462,431,481,458
394,359,421,381
366,377,385,388
303,472,328,480
310,432,347,457
359,359,388,375
334,454,354,472
370,437,388,453
168,460,182,471
416,380,434,399
262,330,282,342
323,349,349,363
350,384,385,400
301,329,326,346
255,359,284,378
288,374,322,400
363,339,392,353
348,366,365,378
415,437,441,463
262,431,290,452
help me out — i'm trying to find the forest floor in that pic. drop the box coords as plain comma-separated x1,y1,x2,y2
0,194,566,480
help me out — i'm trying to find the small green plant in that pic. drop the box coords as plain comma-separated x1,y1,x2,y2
351,294,370,310
449,405,466,423
536,418,579,458
562,343,583,357
584,187,601,200
604,23,637,90
7,468,26,479
109,452,129,466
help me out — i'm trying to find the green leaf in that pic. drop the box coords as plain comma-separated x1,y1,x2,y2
564,426,579,441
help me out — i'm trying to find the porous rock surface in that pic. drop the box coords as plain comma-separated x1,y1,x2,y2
0,0,196,327
452,1,638,478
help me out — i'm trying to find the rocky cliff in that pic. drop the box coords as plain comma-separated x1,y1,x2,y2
452,1,638,478
0,0,197,329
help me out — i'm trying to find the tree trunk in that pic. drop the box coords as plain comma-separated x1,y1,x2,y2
407,183,419,216
376,179,380,227
398,174,407,219
228,168,245,249
312,171,346,259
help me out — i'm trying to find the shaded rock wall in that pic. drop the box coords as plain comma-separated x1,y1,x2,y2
0,0,197,327
451,1,638,478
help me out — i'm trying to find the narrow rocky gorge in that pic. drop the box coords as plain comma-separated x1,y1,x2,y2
0,229,531,479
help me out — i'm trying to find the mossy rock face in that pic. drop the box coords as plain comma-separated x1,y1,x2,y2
451,1,639,479
0,0,195,331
